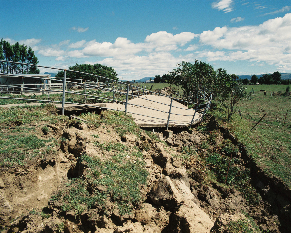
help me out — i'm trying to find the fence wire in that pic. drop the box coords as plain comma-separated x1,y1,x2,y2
0,60,212,126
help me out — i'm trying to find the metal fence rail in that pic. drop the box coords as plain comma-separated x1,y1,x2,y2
0,60,212,127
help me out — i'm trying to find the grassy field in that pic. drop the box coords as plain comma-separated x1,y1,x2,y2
132,82,183,95
213,84,291,188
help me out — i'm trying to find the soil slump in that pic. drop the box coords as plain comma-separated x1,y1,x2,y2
0,116,289,232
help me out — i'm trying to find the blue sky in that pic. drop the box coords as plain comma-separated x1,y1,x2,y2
1,0,291,80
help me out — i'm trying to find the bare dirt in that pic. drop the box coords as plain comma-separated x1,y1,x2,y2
0,100,290,232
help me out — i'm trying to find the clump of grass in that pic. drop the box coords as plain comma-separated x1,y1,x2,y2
42,126,49,135
0,133,53,166
101,111,141,137
51,152,148,216
225,218,261,233
80,111,141,137
0,105,65,166
95,141,130,152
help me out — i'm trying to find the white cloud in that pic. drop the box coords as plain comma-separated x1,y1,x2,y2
19,38,42,47
212,0,233,13
73,31,196,59
82,37,144,57
56,56,66,61
185,44,198,51
198,13,291,70
67,50,87,58
72,27,89,33
264,6,291,16
231,17,244,23
59,40,70,46
3,38,41,50
69,40,86,49
38,48,65,57
145,31,197,51
200,27,228,46
200,13,291,50
99,52,180,80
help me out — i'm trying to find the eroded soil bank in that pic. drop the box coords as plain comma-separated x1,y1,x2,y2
0,109,290,232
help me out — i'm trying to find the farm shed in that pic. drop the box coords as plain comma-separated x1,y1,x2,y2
0,74,51,93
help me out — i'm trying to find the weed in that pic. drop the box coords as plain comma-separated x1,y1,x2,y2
56,222,64,232
41,126,49,135
144,130,161,142
225,217,261,233
180,146,197,162
40,211,51,219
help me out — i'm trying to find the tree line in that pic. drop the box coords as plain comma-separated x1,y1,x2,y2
0,39,39,74
241,72,290,85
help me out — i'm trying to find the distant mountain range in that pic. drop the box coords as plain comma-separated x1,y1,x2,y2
44,72,56,77
131,77,155,83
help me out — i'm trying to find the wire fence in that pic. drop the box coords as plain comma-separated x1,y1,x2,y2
0,60,212,128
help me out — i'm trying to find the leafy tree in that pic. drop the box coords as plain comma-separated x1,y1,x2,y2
20,44,28,73
259,74,275,84
281,79,290,85
241,78,249,85
272,71,281,84
154,74,171,83
27,47,40,74
168,60,216,102
154,75,161,83
161,74,171,83
168,60,245,121
251,75,258,84
0,39,39,74
0,43,4,73
55,63,118,83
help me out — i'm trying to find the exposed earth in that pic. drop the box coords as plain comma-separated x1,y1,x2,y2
0,97,290,232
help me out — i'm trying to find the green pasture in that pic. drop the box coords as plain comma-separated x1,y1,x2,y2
215,84,291,188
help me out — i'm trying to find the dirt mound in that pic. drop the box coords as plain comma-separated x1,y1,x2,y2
0,111,288,232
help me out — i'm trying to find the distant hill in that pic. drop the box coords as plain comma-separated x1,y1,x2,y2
281,73,291,79
44,72,56,77
133,77,154,83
